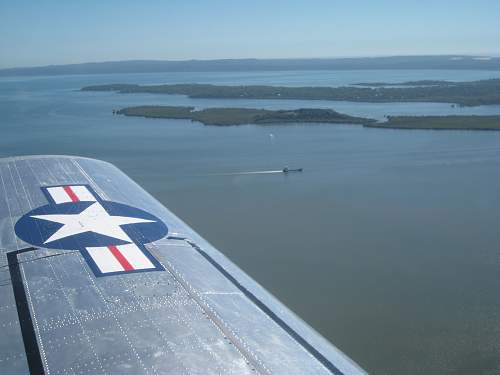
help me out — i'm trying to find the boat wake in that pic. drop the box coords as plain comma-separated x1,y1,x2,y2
204,170,284,176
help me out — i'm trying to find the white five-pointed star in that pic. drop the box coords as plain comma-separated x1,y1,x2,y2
31,202,155,244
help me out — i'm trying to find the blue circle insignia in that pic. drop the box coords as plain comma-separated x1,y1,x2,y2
14,184,168,277
15,200,168,251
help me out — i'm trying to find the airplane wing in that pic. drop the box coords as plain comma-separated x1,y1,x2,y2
0,155,366,374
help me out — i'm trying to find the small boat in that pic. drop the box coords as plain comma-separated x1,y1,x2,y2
282,167,303,173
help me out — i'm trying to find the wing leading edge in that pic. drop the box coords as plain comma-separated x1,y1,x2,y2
0,155,366,374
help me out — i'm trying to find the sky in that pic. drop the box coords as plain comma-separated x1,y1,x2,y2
0,0,499,68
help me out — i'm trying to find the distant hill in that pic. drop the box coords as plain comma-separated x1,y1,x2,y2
1,56,500,77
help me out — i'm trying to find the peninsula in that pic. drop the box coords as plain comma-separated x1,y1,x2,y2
366,115,500,130
83,79,500,106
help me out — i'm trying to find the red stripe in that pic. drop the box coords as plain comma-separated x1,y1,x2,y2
107,245,134,271
63,185,79,202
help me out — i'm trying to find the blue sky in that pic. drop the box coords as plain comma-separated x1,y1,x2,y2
0,0,499,68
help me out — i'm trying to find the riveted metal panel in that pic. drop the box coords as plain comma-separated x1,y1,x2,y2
0,155,366,375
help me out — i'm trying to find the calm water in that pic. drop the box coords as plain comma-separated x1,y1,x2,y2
2,70,500,374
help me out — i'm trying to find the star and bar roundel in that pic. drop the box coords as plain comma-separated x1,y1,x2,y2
15,185,168,277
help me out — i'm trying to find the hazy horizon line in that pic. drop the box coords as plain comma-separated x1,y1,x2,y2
2,53,500,71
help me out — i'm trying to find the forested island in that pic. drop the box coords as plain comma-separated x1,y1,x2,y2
83,79,500,129
83,79,500,106
116,106,500,130
116,106,374,126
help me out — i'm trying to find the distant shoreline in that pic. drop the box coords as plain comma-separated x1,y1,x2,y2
115,105,500,130
3,56,500,76
83,79,500,107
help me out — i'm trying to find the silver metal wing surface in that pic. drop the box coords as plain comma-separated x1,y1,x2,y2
0,155,366,375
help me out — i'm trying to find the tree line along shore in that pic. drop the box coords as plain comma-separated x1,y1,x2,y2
116,107,373,126
114,105,500,130
83,79,500,107
83,80,500,130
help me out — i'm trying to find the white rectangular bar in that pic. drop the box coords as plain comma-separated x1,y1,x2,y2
86,246,124,273
46,186,72,204
71,185,96,201
117,243,155,270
